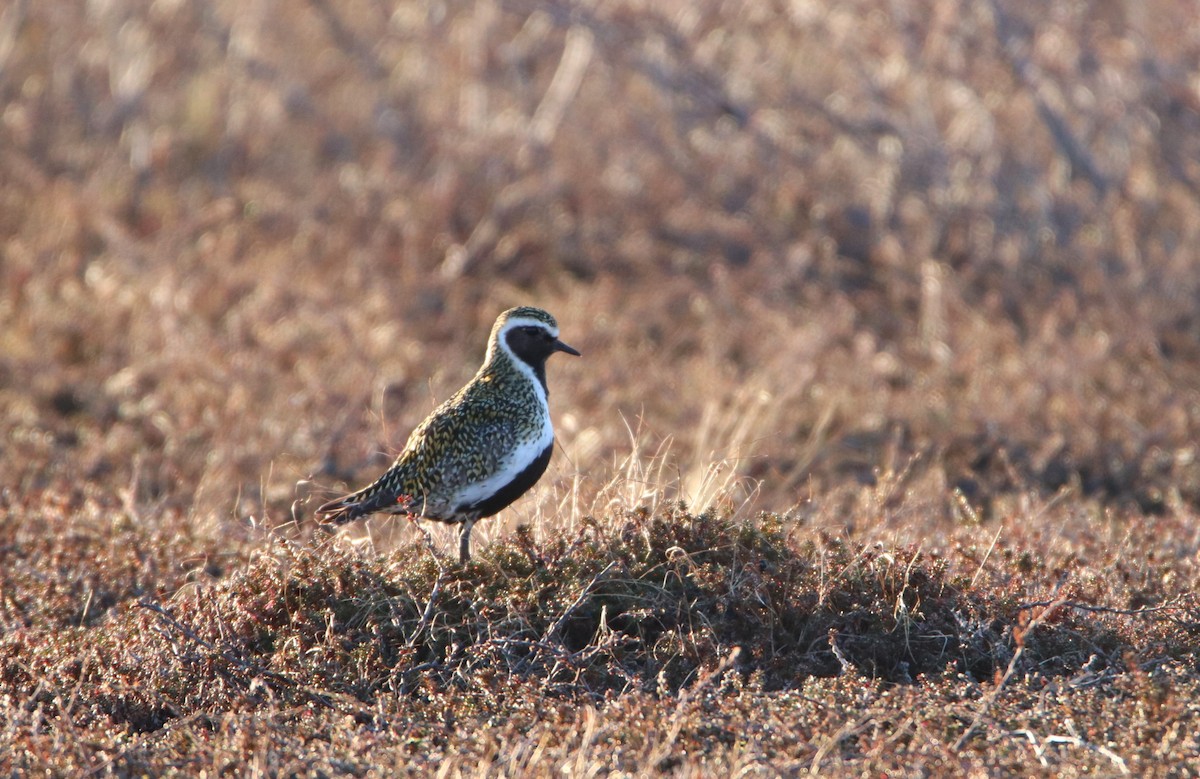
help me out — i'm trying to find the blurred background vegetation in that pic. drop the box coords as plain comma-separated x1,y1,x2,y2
3,0,1200,539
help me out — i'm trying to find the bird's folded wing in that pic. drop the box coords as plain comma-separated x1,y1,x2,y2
400,405,519,490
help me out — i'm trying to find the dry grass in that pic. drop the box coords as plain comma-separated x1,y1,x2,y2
3,0,1200,775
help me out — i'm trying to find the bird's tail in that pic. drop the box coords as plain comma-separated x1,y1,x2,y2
315,476,413,526
314,488,372,526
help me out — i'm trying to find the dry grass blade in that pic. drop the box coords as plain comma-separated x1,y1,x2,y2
646,646,742,770
953,586,1071,753
542,560,616,645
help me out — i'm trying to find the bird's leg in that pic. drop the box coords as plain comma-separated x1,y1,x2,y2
458,519,475,564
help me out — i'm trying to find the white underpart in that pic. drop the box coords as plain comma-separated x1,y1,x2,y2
451,316,556,510
450,421,553,511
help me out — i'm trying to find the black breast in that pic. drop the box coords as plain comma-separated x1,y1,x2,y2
458,441,554,518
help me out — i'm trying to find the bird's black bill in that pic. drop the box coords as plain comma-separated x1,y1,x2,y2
554,339,581,356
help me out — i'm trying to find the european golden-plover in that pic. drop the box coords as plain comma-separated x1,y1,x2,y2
316,306,580,563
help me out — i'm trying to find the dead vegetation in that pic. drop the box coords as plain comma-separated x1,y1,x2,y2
3,0,1200,775
4,502,1199,775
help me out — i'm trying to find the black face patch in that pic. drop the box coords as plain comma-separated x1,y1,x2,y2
505,325,559,368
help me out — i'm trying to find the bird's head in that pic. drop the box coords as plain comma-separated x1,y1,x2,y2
489,306,581,369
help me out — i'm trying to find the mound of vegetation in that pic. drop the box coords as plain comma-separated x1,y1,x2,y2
4,506,1197,774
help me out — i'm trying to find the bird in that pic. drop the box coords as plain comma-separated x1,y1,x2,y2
315,306,580,563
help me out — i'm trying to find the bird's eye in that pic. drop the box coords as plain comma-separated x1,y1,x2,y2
523,326,543,336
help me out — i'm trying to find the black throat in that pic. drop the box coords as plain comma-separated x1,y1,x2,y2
504,330,551,394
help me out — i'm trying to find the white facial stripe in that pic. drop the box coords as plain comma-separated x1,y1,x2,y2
499,317,559,339
493,319,551,407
